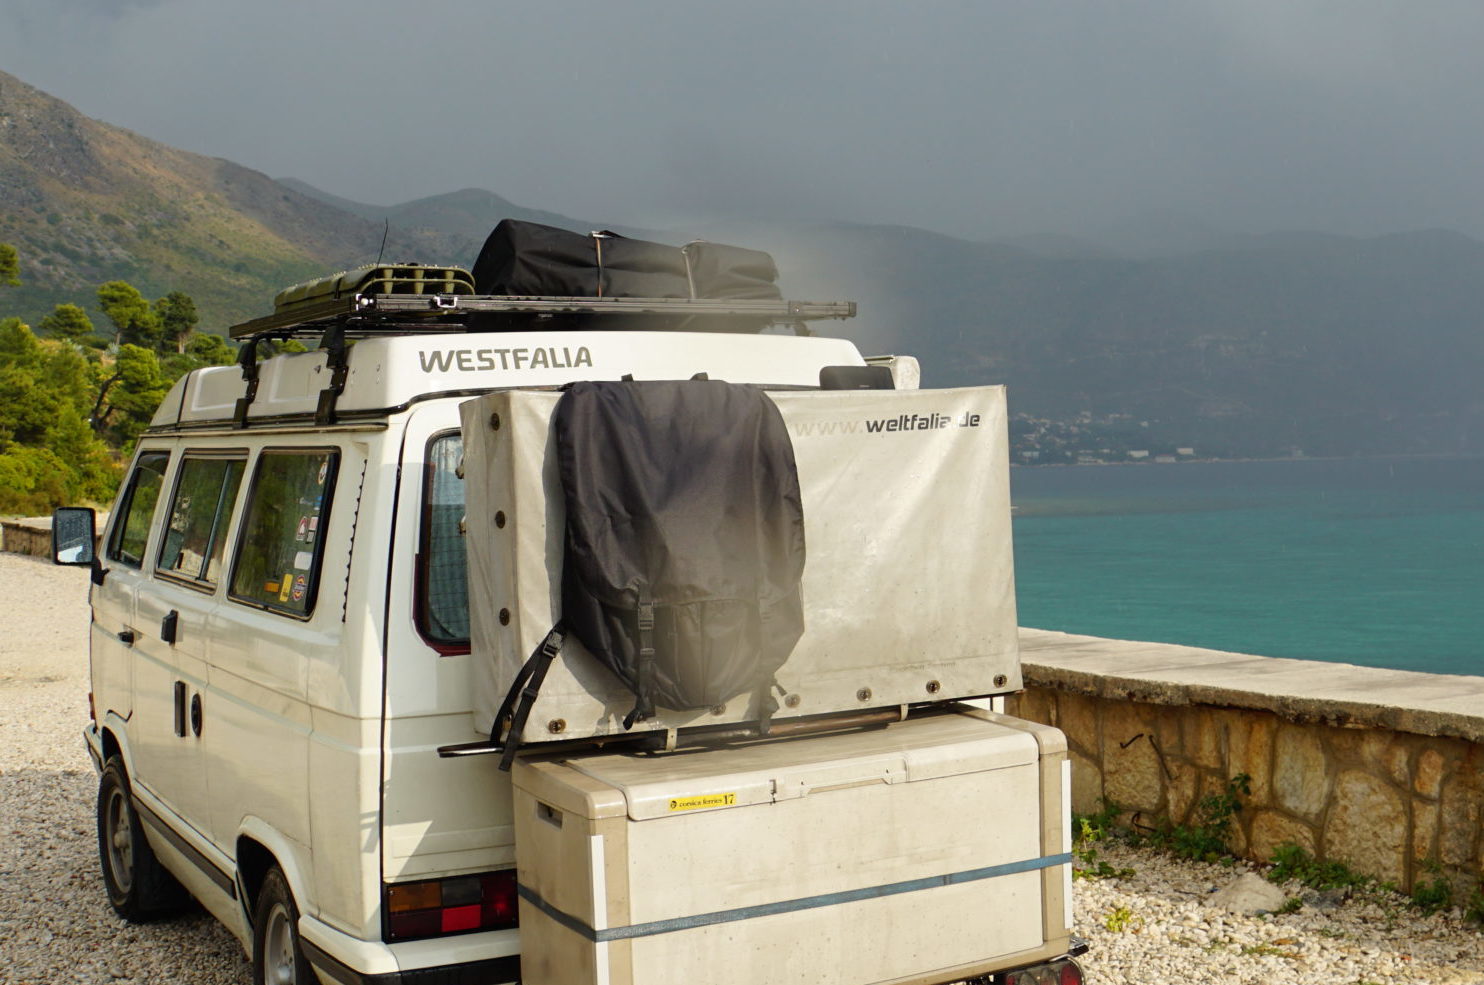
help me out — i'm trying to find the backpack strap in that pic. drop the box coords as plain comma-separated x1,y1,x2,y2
622,588,657,730
753,609,783,735
752,679,780,736
494,622,567,772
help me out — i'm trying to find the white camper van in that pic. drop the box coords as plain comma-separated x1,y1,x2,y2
53,260,1085,985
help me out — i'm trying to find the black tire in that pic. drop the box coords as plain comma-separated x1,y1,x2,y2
252,865,313,985
96,756,186,921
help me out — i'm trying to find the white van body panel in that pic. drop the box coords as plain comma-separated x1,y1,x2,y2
152,331,867,429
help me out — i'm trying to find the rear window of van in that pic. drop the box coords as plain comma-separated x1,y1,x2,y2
417,433,469,650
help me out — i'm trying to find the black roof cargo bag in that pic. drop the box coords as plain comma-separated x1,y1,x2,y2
493,380,806,766
471,220,689,298
682,241,782,300
471,219,782,301
471,220,597,297
594,231,692,298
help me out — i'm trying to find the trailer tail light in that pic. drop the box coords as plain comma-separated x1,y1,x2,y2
385,870,518,942
1002,959,1082,985
1057,960,1084,985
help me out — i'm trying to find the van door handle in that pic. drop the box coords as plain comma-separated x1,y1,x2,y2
117,629,136,646
173,681,188,737
161,610,179,645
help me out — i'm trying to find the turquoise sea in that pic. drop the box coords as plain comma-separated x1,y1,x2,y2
1009,456,1484,677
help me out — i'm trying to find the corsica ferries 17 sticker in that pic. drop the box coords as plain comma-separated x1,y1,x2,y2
667,792,738,812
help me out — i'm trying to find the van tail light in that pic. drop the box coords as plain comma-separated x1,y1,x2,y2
88,692,96,723
1002,959,1082,985
385,870,518,942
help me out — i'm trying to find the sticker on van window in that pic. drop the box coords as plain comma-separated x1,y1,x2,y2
279,573,294,603
291,575,307,602
317,461,328,485
293,551,313,570
296,516,310,541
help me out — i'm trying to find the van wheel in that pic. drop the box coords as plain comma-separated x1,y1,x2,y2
253,866,312,985
97,756,185,920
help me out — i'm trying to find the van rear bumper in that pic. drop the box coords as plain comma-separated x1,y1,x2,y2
299,916,519,985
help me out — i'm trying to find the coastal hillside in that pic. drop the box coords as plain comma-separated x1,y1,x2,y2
0,70,447,329
3,69,1482,457
275,180,593,260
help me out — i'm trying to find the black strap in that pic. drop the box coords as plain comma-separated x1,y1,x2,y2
314,325,350,426
623,591,657,730
232,339,261,428
753,605,780,736
494,623,566,772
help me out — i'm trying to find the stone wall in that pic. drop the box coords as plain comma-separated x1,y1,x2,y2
0,517,53,558
1012,629,1484,899
1,515,107,559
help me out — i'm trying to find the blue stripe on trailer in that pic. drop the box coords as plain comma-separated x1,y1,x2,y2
518,852,1074,943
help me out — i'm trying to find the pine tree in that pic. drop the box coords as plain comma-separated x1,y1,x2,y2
38,303,97,345
97,280,163,349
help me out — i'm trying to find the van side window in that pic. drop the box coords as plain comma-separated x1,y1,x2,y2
108,452,171,568
229,449,339,617
157,456,246,588
417,433,469,648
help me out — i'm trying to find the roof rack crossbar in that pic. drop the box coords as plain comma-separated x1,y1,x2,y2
229,294,857,341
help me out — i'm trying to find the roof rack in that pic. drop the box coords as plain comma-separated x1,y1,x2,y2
228,294,858,341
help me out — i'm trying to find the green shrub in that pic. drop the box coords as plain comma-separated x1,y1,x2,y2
0,445,72,514
1464,887,1484,925
1072,800,1135,880
1410,875,1453,915
1266,843,1370,891
1146,773,1250,862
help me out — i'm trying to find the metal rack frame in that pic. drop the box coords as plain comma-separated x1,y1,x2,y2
228,293,857,341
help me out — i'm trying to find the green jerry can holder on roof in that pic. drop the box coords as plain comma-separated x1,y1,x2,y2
273,263,476,314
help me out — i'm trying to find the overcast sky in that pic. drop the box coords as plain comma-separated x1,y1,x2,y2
5,0,1484,241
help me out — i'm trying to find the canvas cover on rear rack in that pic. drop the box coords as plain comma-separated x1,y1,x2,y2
460,385,1019,741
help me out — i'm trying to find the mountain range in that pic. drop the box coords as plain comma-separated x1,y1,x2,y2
2,68,1481,457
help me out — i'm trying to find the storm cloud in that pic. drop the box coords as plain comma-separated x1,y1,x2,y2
4,0,1483,241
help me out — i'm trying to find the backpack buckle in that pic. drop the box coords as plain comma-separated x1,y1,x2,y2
539,628,566,661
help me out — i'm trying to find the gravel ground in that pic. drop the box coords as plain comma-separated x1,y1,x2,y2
1073,841,1484,984
0,554,244,985
2,549,1481,984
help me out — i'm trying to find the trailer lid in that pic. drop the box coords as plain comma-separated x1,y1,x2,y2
560,712,1041,822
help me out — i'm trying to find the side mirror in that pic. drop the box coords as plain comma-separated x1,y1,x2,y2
51,507,98,566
